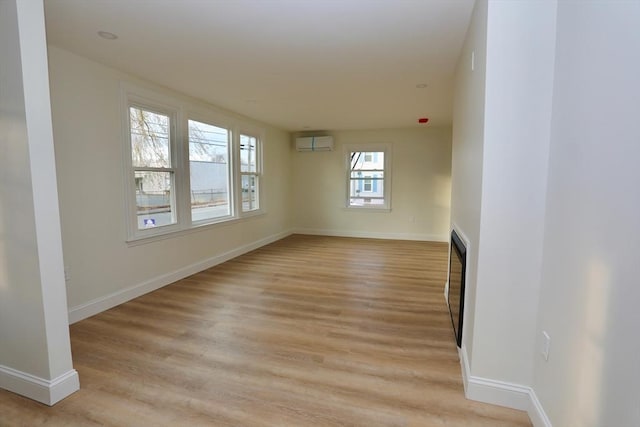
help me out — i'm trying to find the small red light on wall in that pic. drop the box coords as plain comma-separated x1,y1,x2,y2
418,117,429,124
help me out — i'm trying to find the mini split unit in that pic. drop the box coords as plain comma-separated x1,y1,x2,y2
295,136,334,152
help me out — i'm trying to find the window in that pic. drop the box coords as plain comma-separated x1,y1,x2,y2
240,134,260,212
129,105,177,230
188,119,231,222
123,86,264,242
347,146,391,210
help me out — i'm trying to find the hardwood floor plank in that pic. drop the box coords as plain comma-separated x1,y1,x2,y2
0,235,531,426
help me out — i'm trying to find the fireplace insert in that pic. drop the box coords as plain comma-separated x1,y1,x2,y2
447,230,466,348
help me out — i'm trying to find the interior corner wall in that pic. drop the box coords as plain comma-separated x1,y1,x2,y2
47,46,293,317
452,0,559,406
470,0,556,386
533,1,640,426
291,127,452,242
450,0,488,365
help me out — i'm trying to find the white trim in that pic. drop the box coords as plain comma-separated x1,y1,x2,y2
459,344,470,395
294,228,448,242
528,389,553,427
121,87,183,242
344,143,392,211
120,81,267,243
444,280,449,300
450,222,471,248
68,230,293,324
125,211,266,247
0,365,79,406
459,344,552,427
450,222,472,350
237,130,265,216
467,374,531,410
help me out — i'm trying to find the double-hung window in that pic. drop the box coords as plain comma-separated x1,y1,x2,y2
346,144,391,210
129,105,177,230
188,119,232,223
123,85,264,242
240,134,260,212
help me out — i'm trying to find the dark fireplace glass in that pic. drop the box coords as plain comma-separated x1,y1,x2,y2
448,230,466,347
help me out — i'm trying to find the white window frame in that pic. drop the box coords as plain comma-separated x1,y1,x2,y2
345,143,392,211
237,130,263,215
122,83,265,243
123,95,183,240
187,114,235,225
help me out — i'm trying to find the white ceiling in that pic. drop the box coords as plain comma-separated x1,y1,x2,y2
44,0,474,132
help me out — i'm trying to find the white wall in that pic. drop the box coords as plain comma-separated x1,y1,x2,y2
0,0,77,405
453,2,640,425
472,0,556,386
534,1,640,426
47,46,293,319
450,0,488,363
292,127,452,242
452,0,557,388
452,0,557,395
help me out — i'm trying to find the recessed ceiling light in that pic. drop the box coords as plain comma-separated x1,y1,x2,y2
416,83,428,89
97,31,118,40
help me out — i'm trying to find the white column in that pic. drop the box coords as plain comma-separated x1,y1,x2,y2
0,0,79,405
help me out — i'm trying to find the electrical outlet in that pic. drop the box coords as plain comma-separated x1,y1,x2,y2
541,331,551,361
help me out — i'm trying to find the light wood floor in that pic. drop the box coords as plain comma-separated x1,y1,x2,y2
0,235,531,426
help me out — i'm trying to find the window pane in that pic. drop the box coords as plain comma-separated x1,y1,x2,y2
188,120,231,222
350,151,384,171
350,178,384,200
130,107,170,167
241,175,258,212
135,171,175,229
240,135,257,173
349,150,387,208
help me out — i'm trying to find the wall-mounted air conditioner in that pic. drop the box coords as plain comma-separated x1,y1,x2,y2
295,136,334,152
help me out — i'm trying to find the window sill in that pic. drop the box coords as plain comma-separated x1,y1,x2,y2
126,210,266,247
344,206,391,213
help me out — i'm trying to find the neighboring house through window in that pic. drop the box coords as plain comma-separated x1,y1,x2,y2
346,144,391,210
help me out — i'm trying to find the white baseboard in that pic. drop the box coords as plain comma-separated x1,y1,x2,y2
68,230,293,324
0,365,79,406
294,228,448,242
459,344,552,427
528,389,553,427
